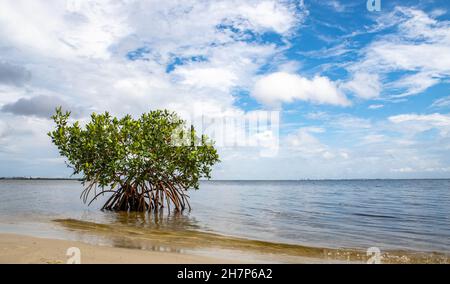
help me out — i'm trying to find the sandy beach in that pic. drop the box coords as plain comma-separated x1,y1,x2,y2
0,233,240,264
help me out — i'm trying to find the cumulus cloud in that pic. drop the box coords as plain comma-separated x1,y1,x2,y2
0,0,308,177
0,62,31,86
0,0,304,120
252,72,350,106
1,95,82,119
0,0,305,111
233,0,300,34
1,1,449,179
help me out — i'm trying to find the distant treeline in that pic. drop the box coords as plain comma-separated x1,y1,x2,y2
0,177,82,181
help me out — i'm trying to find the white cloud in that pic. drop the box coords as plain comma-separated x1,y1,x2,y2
330,115,372,130
326,0,346,12
389,113,450,136
362,134,385,144
389,113,450,126
0,0,301,118
1,1,450,179
173,67,238,92
235,0,300,34
272,111,450,179
0,0,307,177
368,104,384,110
387,71,440,98
430,8,447,18
252,72,350,106
0,0,130,59
216,109,450,179
284,127,349,161
390,167,415,173
286,128,328,156
347,7,450,99
431,96,450,109
341,72,381,99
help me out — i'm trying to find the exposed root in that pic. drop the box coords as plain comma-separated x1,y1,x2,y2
82,180,191,212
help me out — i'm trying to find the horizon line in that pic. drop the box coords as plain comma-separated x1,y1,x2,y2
1,177,450,181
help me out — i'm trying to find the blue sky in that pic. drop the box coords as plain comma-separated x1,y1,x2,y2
0,0,450,179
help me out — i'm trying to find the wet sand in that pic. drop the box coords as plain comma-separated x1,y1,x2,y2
1,218,449,264
51,219,450,264
0,233,241,264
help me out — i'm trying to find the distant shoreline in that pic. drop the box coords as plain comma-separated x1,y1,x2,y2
1,177,449,181
0,177,82,181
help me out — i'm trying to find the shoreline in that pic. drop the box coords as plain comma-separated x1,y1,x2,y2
2,178,450,181
0,219,344,264
1,218,449,264
0,233,243,264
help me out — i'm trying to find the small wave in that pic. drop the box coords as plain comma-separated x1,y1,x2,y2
352,213,398,219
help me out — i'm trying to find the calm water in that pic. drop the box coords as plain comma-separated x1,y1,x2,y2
0,179,449,257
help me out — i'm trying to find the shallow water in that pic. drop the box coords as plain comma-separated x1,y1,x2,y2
0,179,449,263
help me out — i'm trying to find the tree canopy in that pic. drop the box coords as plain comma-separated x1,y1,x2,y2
48,107,220,212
